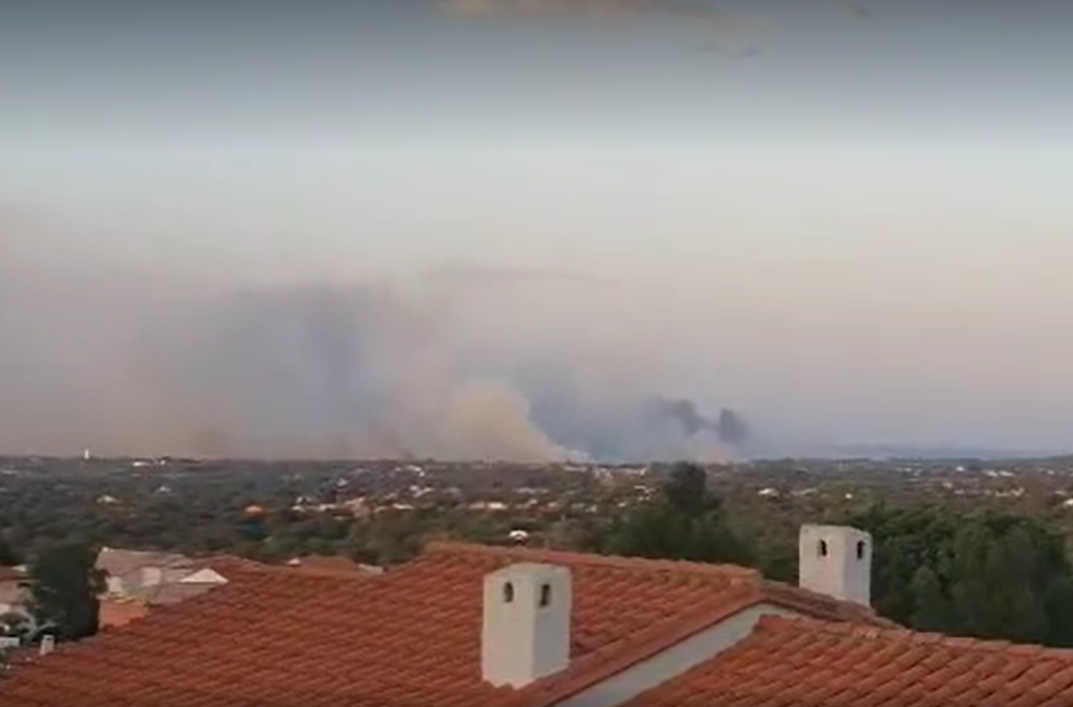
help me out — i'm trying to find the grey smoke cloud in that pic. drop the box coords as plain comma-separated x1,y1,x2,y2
0,214,749,462
439,0,770,56
442,0,867,22
442,0,676,21
644,397,749,446
440,0,870,51
834,0,872,19
439,0,759,32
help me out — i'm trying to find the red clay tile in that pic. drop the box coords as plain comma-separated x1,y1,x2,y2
2,542,893,707
21,543,1068,707
622,615,1073,707
97,598,151,629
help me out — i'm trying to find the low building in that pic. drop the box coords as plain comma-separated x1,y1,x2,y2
95,547,196,601
0,565,29,617
95,550,230,629
0,565,31,637
4,525,1071,706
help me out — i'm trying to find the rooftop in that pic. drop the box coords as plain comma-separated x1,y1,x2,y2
622,614,1073,707
1,541,887,707
96,548,193,577
0,565,26,583
7,539,1069,707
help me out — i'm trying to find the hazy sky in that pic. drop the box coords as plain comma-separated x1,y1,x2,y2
1,0,1072,456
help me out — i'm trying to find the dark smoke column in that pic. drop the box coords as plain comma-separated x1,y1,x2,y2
716,408,748,445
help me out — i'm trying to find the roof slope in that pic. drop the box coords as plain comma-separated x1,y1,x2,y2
98,598,150,629
622,614,1073,707
281,555,383,577
96,548,192,577
1,543,890,707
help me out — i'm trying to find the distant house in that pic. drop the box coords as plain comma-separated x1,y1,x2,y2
7,527,1073,706
96,599,149,630
0,565,30,619
95,550,382,630
0,565,34,643
95,548,196,600
94,549,228,629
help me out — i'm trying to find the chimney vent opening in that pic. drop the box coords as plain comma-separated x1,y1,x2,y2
503,582,514,603
856,540,866,560
818,539,828,557
539,583,551,608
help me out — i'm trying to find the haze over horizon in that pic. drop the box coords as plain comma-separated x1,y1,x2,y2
1,0,1071,460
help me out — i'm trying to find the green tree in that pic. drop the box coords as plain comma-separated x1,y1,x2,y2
26,541,106,642
847,504,1073,646
0,533,20,567
599,463,753,565
357,513,426,566
946,516,1064,644
908,565,951,632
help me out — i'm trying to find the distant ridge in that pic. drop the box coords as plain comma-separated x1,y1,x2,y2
828,443,1073,461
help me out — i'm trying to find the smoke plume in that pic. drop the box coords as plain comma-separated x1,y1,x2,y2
439,0,770,55
441,0,865,22
716,407,748,444
645,397,750,446
439,0,873,52
440,0,750,29
0,211,753,462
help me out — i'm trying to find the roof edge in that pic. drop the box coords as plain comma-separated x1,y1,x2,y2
759,579,899,628
499,589,769,707
423,541,761,579
757,614,1073,656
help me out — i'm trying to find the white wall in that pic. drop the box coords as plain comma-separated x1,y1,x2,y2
552,603,801,707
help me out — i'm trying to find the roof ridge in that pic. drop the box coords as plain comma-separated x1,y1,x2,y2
423,541,761,579
757,579,899,628
758,614,1073,657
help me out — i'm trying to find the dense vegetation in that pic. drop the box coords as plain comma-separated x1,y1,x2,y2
5,456,1073,648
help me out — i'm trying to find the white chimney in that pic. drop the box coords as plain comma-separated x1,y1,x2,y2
481,562,572,688
39,634,56,656
798,524,871,606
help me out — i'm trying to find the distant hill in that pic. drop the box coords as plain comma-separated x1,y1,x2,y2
827,443,1073,461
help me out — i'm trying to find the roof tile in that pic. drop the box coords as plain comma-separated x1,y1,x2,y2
2,542,888,707
623,615,1073,707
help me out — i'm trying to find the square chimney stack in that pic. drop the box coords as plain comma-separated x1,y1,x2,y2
481,562,572,688
798,524,871,607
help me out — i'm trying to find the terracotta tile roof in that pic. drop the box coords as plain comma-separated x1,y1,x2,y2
98,599,150,629
622,614,1073,707
0,542,891,707
189,554,275,583
191,554,380,583
143,582,220,607
97,558,237,625
281,555,383,578
0,565,26,583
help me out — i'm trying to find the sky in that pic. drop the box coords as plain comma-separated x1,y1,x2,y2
1,0,1072,459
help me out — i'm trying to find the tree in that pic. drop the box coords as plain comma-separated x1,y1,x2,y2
597,463,753,565
846,504,1073,646
908,565,951,632
0,533,20,567
25,542,106,642
844,504,956,623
